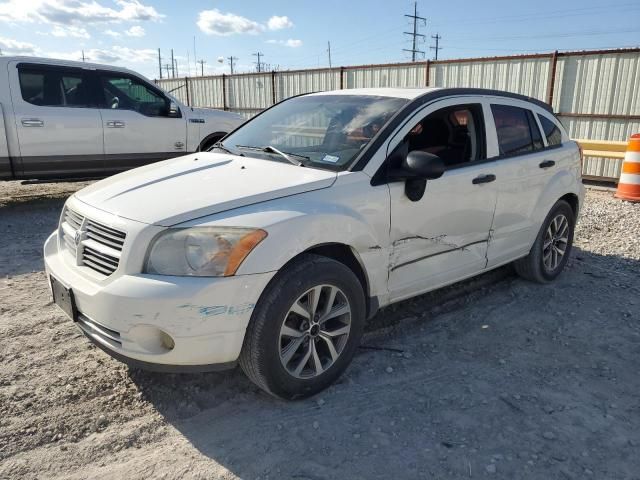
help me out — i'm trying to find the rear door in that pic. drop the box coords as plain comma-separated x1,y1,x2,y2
10,62,104,178
485,101,555,267
96,71,186,173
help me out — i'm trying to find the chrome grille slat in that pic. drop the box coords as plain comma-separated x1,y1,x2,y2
60,207,126,277
77,313,122,347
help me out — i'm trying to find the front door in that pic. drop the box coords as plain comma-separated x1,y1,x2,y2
386,100,498,302
10,62,104,178
97,72,186,173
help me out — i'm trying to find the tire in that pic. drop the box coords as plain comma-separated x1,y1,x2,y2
239,254,366,400
514,200,575,283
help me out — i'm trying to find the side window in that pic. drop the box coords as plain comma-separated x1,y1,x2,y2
491,104,544,156
100,74,169,117
538,114,563,147
402,104,485,168
18,67,89,107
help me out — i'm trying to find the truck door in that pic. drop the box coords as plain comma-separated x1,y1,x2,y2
96,71,187,174
9,61,104,178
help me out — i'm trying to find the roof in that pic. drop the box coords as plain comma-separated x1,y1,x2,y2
0,55,142,78
310,87,554,113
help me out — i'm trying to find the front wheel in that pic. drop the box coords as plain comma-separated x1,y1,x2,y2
514,200,575,283
239,254,366,400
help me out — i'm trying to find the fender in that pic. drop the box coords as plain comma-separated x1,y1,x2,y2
526,168,581,250
177,175,391,299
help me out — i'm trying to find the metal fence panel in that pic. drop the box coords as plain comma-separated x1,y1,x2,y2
344,64,427,89
189,76,224,109
226,73,273,110
553,52,640,115
275,69,341,101
430,57,552,100
155,77,188,104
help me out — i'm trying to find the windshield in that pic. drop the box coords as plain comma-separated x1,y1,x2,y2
219,95,409,170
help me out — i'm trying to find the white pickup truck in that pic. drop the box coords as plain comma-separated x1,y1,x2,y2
0,56,243,180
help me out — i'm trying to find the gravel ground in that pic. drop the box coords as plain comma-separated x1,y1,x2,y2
0,181,639,480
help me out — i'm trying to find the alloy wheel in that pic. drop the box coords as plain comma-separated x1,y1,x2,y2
543,214,569,271
278,284,351,379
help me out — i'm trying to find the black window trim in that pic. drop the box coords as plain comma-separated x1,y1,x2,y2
536,112,564,151
16,62,99,109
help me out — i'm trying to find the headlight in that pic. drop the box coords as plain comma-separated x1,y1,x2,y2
144,227,267,277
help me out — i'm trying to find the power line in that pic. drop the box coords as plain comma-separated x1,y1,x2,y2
252,52,264,72
403,1,426,62
430,33,442,60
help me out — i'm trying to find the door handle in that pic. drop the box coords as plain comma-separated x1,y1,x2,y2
21,118,44,127
106,121,125,128
472,174,496,184
539,160,555,169
174,141,185,149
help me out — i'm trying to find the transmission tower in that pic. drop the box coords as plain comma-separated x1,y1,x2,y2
403,1,426,62
430,33,442,60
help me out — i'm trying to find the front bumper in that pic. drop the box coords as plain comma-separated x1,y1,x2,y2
44,231,276,369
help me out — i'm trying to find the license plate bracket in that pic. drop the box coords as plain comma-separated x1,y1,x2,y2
50,275,78,321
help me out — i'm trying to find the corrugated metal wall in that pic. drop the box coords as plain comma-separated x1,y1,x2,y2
157,48,640,181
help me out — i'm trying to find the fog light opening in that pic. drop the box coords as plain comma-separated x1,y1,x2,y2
160,331,175,351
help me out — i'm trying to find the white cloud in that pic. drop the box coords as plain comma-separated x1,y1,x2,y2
104,29,119,37
266,38,303,48
0,0,164,26
0,36,37,54
125,25,144,36
267,15,293,31
51,25,90,38
197,9,264,36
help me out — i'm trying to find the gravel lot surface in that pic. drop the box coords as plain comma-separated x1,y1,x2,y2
1,181,639,480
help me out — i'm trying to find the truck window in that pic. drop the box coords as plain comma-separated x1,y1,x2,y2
18,67,89,107
99,74,169,117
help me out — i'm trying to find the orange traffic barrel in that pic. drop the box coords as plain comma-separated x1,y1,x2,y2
615,133,640,202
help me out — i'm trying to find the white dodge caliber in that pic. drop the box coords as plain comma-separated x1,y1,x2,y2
45,87,584,399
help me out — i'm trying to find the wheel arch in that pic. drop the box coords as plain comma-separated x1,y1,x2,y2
198,131,227,151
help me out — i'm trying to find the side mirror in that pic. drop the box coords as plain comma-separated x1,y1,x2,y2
167,100,180,118
401,151,445,180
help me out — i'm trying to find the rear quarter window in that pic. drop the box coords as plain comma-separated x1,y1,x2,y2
490,104,537,156
538,114,563,146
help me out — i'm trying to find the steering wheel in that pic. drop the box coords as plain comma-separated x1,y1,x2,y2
110,96,120,109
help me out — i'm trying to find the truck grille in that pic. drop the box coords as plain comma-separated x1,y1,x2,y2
60,207,126,277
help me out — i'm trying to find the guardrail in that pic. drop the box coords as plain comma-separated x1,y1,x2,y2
575,139,628,182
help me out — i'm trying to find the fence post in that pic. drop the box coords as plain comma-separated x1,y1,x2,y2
222,74,227,111
425,60,430,86
547,50,559,107
271,71,277,105
185,77,190,106
339,66,344,89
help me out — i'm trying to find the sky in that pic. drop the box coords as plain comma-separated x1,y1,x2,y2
0,0,638,80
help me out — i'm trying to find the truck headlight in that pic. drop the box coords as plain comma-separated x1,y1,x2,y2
144,227,267,276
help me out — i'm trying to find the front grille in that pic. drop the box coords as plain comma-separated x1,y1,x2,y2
60,207,126,277
77,313,122,348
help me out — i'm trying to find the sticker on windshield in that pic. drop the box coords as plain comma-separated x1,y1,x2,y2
321,154,340,163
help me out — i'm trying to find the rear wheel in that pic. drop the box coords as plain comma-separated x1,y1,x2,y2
239,254,366,399
514,200,575,283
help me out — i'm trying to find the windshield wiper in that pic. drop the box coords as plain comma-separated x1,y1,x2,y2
235,145,308,166
210,142,243,156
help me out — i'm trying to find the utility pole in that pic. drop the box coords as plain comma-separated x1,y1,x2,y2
170,49,175,78
227,56,238,75
81,50,89,62
252,52,264,72
173,58,179,77
163,63,171,78
197,59,206,76
403,1,426,62
430,33,442,60
158,48,162,79
193,36,197,73
327,41,332,69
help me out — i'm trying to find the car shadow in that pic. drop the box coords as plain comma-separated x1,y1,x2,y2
126,247,640,479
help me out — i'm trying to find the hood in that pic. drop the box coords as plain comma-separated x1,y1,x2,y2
75,153,337,226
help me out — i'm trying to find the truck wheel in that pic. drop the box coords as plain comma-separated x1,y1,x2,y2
239,254,366,400
514,200,575,283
